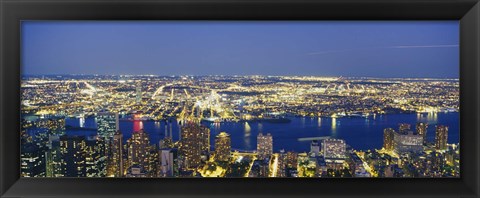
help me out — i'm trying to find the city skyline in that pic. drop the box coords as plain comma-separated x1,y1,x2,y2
20,21,460,178
22,21,458,78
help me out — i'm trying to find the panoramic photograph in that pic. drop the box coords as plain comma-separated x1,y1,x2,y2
20,21,459,178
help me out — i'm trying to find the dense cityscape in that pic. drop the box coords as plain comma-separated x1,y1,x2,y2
20,75,460,178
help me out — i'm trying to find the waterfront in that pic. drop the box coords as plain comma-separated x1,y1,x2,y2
66,112,459,152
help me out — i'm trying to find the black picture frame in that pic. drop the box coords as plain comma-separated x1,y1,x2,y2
1,0,479,197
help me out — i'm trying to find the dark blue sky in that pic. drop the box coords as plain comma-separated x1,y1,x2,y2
21,21,459,78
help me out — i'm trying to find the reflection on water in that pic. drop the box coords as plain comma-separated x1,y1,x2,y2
258,123,263,133
244,122,251,137
79,117,85,128
331,117,337,131
133,121,143,132
317,117,322,128
416,112,438,123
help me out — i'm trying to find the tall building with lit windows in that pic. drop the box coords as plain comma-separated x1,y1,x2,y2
214,132,231,161
107,130,124,177
435,125,449,150
85,136,106,177
95,112,119,139
178,123,210,169
126,129,151,171
416,122,428,145
257,133,273,160
383,128,395,151
21,143,46,177
398,123,411,134
322,139,346,159
59,135,87,177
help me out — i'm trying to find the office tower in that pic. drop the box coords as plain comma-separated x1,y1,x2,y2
277,149,287,177
160,149,178,177
136,81,142,104
126,129,151,171
107,130,124,177
286,151,298,169
85,136,106,177
435,125,449,150
20,143,46,177
383,128,395,151
310,140,320,157
393,131,423,154
257,133,273,160
214,132,231,161
95,112,119,139
178,123,210,169
322,139,346,159
398,123,411,134
59,135,87,177
45,138,63,177
416,122,428,145
159,123,174,149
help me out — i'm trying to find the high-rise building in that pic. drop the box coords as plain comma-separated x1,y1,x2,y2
159,123,174,149
178,123,210,169
136,81,142,104
21,143,46,177
85,136,106,177
277,149,287,177
416,122,428,145
310,140,320,157
159,148,178,177
59,135,87,177
95,112,119,139
383,128,395,151
398,123,411,134
285,151,298,169
107,130,124,177
214,132,231,161
435,125,449,150
126,129,151,171
257,133,273,160
393,131,423,154
45,138,63,177
322,139,346,160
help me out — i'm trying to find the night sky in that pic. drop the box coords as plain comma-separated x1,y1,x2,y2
21,21,459,78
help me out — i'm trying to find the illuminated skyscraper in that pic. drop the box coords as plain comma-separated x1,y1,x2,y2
136,81,142,104
160,148,178,177
393,131,423,154
257,133,273,160
126,129,151,171
416,122,428,145
435,125,449,150
21,143,46,177
310,140,320,157
107,130,124,177
322,139,346,160
285,151,298,169
59,135,87,177
178,123,210,169
383,128,395,151
159,123,174,149
85,136,106,177
398,123,411,134
214,132,231,161
95,112,119,139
